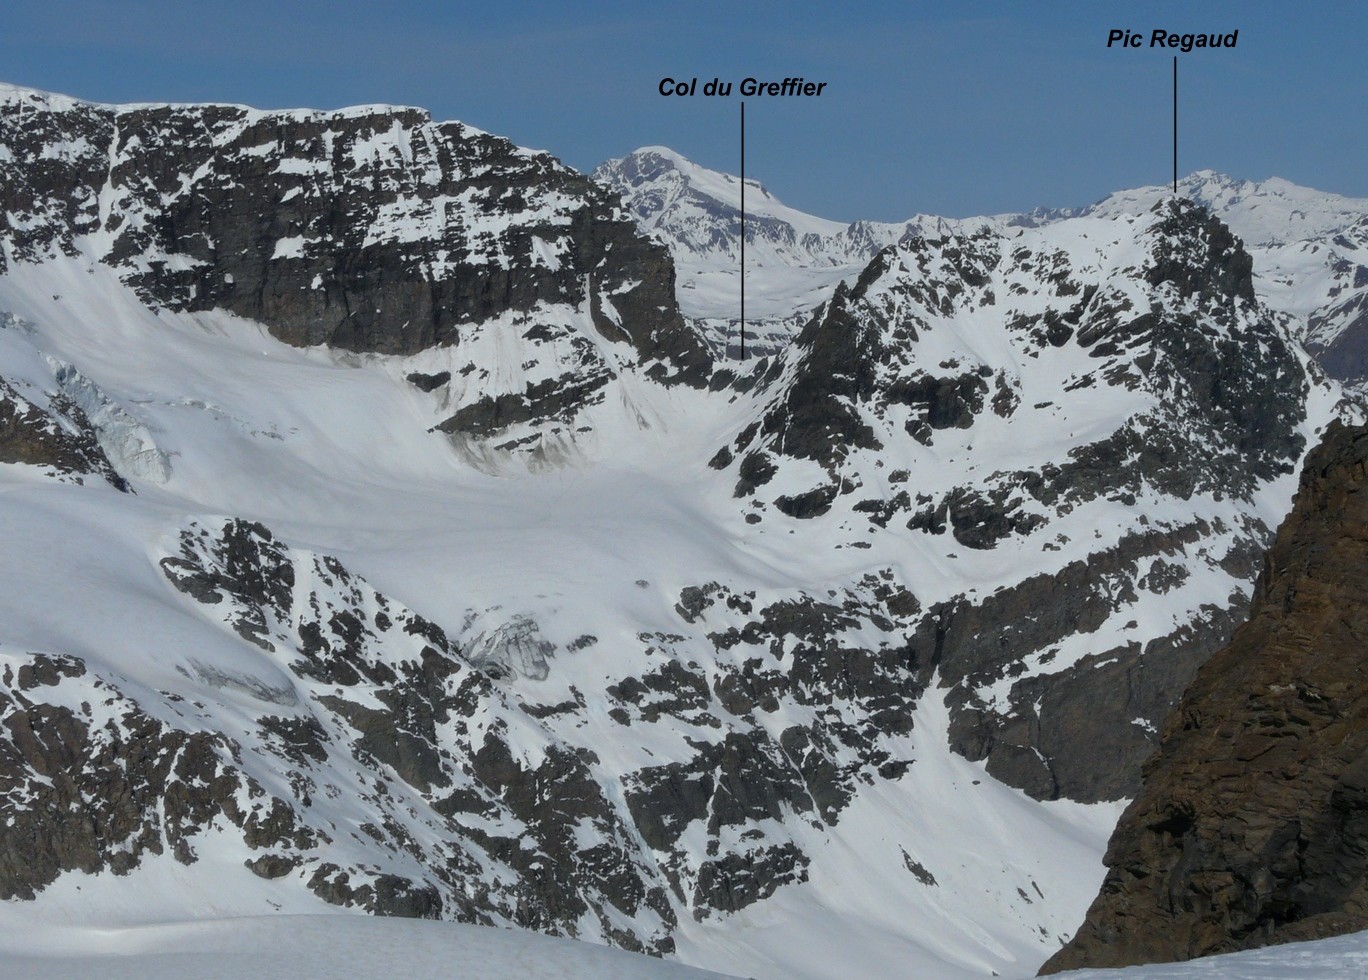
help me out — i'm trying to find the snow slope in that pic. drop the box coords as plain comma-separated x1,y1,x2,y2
0,915,731,979
0,254,1119,978
5,908,1362,980
1058,930,1368,979
5,912,1367,980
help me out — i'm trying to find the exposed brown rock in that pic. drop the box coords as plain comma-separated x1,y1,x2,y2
0,378,129,490
1042,419,1368,973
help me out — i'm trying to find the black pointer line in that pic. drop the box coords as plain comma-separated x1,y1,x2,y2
740,100,746,361
1171,56,1181,198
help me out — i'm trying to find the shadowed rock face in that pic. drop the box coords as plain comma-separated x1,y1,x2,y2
0,652,315,901
0,375,128,491
1042,420,1368,973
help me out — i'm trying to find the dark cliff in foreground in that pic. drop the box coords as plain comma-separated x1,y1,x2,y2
1043,419,1368,973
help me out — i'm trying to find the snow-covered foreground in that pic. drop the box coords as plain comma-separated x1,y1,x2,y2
3,915,1366,980
1059,930,1368,979
0,915,733,979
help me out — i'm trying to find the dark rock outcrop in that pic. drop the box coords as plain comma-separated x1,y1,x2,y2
0,375,129,490
154,517,678,950
0,653,312,900
1043,420,1368,972
616,575,928,916
928,521,1253,802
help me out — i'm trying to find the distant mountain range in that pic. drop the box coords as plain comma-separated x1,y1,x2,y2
598,148,1368,389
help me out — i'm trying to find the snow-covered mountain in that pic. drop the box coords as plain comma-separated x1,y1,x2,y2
709,199,1349,804
601,150,1368,392
0,84,1359,979
1061,171,1368,390
593,147,993,357
0,84,711,470
1065,169,1368,246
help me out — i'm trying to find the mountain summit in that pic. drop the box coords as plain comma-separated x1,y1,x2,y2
601,150,1368,390
594,147,987,356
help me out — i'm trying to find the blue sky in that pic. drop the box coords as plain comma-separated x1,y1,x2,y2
2,1,1363,220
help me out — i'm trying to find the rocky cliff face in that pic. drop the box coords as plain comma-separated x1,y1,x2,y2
0,85,711,460
1300,218,1368,387
1068,171,1368,394
711,199,1341,803
1042,419,1368,973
